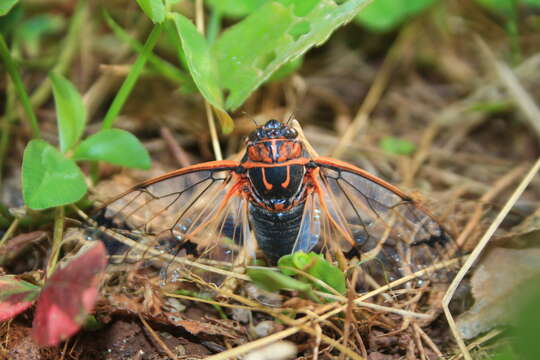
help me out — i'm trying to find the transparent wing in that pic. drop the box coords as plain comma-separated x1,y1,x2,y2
313,157,460,289
88,161,252,283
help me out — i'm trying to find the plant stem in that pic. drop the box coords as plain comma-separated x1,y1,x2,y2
47,206,65,278
0,64,17,186
103,11,191,85
0,35,40,139
101,24,162,130
0,217,20,250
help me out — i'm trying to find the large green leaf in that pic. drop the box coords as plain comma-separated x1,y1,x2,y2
49,73,87,153
170,13,224,110
73,129,151,169
170,13,233,132
0,0,18,16
213,0,371,110
205,0,268,18
136,0,166,24
355,0,437,32
22,140,87,210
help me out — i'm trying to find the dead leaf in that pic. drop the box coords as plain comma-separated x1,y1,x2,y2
457,247,540,339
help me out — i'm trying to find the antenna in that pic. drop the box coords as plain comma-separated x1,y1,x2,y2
285,111,295,126
242,111,259,127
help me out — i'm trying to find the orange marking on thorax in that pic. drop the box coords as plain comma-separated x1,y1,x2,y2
261,167,273,191
281,165,291,188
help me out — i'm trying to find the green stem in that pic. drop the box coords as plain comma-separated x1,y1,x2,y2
0,217,20,250
0,35,40,139
47,206,65,278
0,66,17,186
104,11,191,85
101,24,162,130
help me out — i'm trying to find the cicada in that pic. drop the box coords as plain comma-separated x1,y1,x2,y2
92,119,458,286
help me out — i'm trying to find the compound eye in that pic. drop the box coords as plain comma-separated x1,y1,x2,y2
287,128,298,138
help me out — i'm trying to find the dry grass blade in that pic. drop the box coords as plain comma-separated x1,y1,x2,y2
443,157,540,360
449,329,504,360
476,36,540,139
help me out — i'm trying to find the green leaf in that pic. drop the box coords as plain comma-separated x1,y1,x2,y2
0,0,18,16
306,254,346,294
136,0,166,24
171,14,223,108
22,140,87,210
170,13,231,131
213,0,371,110
379,136,416,156
279,252,346,295
206,0,268,18
247,268,313,294
73,129,151,170
49,73,87,153
267,56,303,82
355,0,437,32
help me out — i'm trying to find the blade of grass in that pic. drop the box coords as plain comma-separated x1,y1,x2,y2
102,24,162,130
30,0,87,109
103,11,191,86
0,34,40,138
0,60,18,186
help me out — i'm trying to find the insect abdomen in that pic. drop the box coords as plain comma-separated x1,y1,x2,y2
249,203,305,263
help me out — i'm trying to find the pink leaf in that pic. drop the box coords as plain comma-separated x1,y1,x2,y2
32,241,107,346
0,276,41,321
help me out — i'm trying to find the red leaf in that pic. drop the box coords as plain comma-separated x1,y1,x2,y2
0,276,41,321
32,241,107,347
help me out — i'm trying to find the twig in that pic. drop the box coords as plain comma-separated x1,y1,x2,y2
443,157,540,360
160,127,192,167
138,313,178,360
